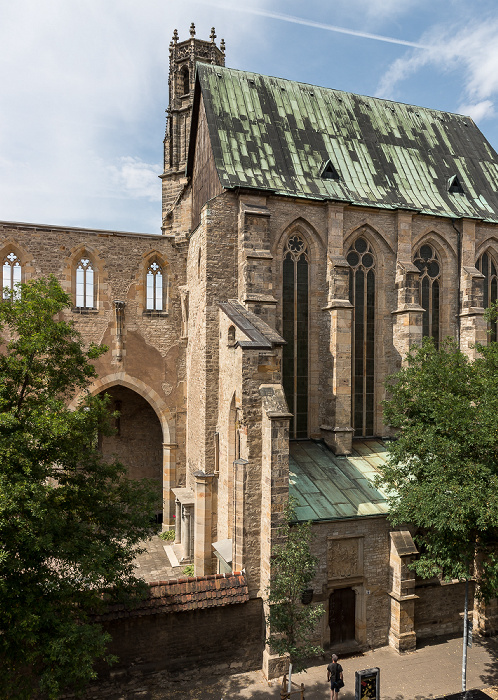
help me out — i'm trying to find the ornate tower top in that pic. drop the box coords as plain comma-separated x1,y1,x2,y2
162,25,226,225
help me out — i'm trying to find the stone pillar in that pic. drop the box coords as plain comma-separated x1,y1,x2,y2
194,470,215,576
322,204,354,454
457,219,486,359
162,442,177,528
392,212,424,366
174,499,181,544
232,458,248,573
238,196,278,328
388,531,418,653
259,385,293,680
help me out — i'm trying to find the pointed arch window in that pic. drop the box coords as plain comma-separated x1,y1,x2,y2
282,234,309,439
414,244,440,347
146,261,164,311
75,258,95,309
477,252,498,342
348,237,375,437
2,252,21,299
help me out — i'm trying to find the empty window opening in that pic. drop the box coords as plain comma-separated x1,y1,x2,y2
75,258,94,308
182,67,190,95
146,261,163,311
2,252,21,299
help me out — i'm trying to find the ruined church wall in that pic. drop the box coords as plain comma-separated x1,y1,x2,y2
0,221,187,496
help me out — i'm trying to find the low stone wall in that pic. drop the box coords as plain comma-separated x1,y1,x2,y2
414,579,471,639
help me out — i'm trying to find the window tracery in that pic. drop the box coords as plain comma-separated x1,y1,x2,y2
414,244,440,347
348,237,375,437
146,261,164,311
75,257,95,308
282,234,309,439
2,252,21,299
477,252,498,342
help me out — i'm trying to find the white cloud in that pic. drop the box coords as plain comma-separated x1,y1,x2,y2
458,100,495,122
0,0,239,231
108,157,162,202
376,17,498,122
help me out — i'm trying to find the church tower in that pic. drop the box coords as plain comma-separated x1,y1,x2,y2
161,23,225,227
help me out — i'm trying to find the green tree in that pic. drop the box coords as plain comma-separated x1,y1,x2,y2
0,277,158,699
266,500,324,673
379,336,498,600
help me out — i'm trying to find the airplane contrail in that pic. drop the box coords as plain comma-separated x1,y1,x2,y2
193,1,429,50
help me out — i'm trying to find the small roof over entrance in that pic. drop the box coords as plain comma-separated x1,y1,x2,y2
289,440,390,522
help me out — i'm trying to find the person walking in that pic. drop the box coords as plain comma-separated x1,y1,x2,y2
327,654,344,700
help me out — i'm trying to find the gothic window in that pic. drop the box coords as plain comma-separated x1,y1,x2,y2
75,257,95,308
2,252,21,299
146,261,164,311
348,237,375,437
282,234,309,439
477,252,498,342
414,244,440,347
182,67,190,95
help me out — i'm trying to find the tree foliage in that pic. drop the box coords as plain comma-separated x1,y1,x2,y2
266,500,324,673
0,277,158,699
379,336,498,600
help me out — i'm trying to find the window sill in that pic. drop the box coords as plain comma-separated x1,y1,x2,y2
142,310,169,318
72,307,98,315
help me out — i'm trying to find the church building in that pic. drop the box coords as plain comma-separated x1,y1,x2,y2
2,25,498,677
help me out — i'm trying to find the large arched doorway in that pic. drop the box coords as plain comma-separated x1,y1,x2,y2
98,385,163,520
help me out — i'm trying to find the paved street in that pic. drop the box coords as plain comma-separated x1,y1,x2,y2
82,634,498,700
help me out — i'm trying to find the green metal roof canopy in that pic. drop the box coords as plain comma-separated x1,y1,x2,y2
289,440,389,522
194,63,498,222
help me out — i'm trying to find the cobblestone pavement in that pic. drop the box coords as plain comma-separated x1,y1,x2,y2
78,634,498,700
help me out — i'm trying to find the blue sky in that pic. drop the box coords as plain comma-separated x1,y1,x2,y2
2,0,498,233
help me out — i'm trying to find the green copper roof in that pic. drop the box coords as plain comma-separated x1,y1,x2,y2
289,440,389,522
194,64,498,222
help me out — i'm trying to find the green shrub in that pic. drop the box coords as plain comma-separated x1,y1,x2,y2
159,529,175,542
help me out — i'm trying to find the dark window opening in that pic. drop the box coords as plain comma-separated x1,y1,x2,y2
282,235,309,439
348,237,375,437
448,174,464,194
319,159,340,180
477,252,498,342
414,244,440,347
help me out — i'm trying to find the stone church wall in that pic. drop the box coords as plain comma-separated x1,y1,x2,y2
311,516,392,652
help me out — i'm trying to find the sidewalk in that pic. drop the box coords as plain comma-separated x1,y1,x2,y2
135,635,498,700
82,634,498,699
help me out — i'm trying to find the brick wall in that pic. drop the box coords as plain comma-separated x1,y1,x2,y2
99,598,264,677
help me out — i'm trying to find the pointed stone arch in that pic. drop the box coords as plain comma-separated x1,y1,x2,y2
274,217,325,262
343,222,394,261
63,243,107,311
69,372,176,525
135,249,170,314
0,239,35,293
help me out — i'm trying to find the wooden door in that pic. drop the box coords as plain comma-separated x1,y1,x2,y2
329,588,355,645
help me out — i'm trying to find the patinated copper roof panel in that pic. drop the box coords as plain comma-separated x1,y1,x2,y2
196,64,498,221
289,440,389,522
